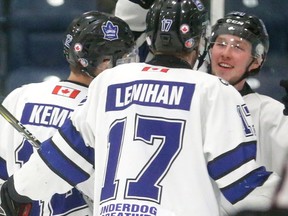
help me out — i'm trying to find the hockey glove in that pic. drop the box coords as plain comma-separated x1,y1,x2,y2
280,80,288,116
128,0,155,9
0,176,32,216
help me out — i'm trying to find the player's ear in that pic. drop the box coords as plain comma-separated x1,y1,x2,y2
249,57,261,72
99,59,112,70
93,59,112,77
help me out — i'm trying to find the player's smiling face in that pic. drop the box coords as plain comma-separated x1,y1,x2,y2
210,34,259,84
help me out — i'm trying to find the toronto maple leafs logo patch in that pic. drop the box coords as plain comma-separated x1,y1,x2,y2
102,21,119,41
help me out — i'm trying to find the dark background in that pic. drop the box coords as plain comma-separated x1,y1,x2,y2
0,0,287,102
223,0,288,102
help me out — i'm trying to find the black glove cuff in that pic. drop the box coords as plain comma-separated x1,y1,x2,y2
6,176,32,204
0,176,33,216
129,0,155,9
280,80,288,93
280,80,288,116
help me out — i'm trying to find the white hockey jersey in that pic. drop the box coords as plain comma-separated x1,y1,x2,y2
0,80,92,215
11,59,280,216
273,153,288,209
242,90,288,175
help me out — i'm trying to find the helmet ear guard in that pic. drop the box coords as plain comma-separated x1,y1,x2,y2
145,0,209,56
63,11,135,77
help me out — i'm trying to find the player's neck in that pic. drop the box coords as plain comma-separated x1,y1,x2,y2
67,72,93,86
234,79,246,91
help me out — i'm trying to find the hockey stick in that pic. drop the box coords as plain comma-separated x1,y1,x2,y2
0,103,94,210
0,103,41,148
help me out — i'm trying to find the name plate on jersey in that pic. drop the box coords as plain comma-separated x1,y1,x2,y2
21,103,73,128
106,80,195,111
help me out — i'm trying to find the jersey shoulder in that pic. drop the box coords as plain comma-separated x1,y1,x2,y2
3,81,88,117
244,92,285,110
20,80,87,102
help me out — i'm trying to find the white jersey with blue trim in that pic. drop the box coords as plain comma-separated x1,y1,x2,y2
243,92,288,175
12,62,280,215
0,80,92,215
273,153,288,209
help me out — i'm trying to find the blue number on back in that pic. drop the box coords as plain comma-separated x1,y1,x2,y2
101,115,185,203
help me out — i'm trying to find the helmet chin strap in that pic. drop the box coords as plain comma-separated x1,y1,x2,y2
85,71,97,78
228,58,255,86
228,70,249,86
196,37,209,70
80,68,96,78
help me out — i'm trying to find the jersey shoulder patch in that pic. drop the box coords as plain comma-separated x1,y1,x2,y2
52,85,81,99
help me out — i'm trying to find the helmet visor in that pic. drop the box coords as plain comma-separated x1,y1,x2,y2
116,46,139,65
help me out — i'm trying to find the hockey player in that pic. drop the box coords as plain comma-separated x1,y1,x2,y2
0,0,281,215
0,11,135,215
208,11,288,175
234,82,288,216
114,0,210,66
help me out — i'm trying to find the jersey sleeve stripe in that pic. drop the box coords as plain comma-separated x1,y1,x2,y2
38,138,90,186
51,131,94,173
58,119,94,165
49,188,88,214
214,160,257,188
221,166,272,204
208,141,256,180
0,157,8,180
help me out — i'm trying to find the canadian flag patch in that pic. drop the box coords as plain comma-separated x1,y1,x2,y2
142,66,169,73
52,85,80,99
